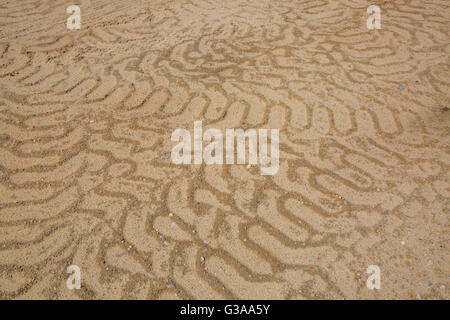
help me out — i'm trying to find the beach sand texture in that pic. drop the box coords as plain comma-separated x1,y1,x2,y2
0,0,449,299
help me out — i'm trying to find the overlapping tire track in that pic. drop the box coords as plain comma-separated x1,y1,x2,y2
0,0,449,299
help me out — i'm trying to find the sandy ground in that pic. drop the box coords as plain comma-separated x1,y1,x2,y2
0,0,449,300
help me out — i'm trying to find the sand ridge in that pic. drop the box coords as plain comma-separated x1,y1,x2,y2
0,0,449,299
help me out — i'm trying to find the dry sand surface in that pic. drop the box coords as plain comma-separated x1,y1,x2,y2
0,0,449,300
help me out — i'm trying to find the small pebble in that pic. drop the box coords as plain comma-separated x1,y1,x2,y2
440,285,445,290
200,256,205,263
428,282,432,287
427,260,433,266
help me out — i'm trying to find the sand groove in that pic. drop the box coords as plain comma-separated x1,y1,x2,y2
0,0,449,299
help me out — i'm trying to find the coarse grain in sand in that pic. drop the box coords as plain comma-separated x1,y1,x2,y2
0,0,449,300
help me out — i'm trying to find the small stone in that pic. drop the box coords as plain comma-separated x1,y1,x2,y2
200,256,205,263
428,282,432,287
169,213,173,217
171,222,176,227
440,285,445,290
427,260,433,266
401,241,405,245
164,241,169,246
416,294,421,299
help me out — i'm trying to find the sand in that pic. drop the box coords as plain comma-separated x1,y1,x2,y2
0,0,449,300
